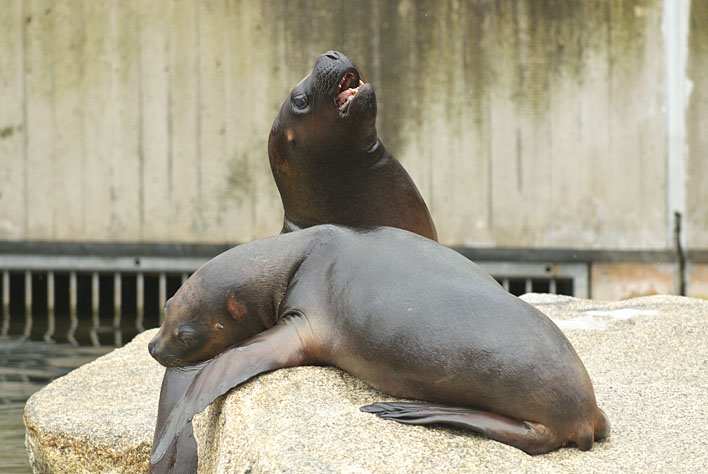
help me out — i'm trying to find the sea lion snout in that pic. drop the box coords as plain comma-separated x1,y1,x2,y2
148,331,168,365
148,328,183,367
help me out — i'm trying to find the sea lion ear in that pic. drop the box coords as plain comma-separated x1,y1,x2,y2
226,294,248,322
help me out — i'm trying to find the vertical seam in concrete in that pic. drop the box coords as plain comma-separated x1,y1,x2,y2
606,3,614,175
663,0,691,248
195,1,202,226
166,3,173,200
221,1,228,233
138,1,145,240
371,1,381,87
109,3,118,233
515,128,522,192
79,5,86,235
486,100,493,231
248,2,256,239
50,6,56,238
21,0,28,237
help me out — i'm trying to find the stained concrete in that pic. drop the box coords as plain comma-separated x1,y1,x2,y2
0,0,689,249
25,294,708,473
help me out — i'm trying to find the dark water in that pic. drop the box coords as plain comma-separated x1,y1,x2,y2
0,338,112,473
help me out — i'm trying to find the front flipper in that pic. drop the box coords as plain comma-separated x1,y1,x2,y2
151,315,313,465
149,364,205,474
361,402,561,455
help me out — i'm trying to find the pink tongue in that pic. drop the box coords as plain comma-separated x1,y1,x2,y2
336,89,354,109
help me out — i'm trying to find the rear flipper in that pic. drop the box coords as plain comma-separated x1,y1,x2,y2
361,402,563,455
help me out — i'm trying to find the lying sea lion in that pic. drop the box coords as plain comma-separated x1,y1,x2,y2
268,50,437,241
149,225,609,469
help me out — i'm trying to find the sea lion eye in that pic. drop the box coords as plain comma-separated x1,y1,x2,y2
179,333,196,347
292,94,307,109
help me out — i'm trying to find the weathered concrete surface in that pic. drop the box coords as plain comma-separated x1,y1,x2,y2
590,262,676,300
25,295,708,473
2,0,699,251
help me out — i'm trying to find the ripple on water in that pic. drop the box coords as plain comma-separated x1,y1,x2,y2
0,337,112,473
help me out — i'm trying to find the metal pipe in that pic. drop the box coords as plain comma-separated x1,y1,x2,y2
549,278,557,295
23,271,32,339
1,271,9,337
114,272,122,346
68,272,78,346
136,273,145,332
44,271,55,343
90,272,100,346
158,273,166,325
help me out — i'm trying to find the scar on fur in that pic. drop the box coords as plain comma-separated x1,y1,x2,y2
226,294,247,322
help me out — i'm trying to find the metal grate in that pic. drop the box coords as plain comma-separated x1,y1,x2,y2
0,254,588,347
0,255,209,346
477,262,588,298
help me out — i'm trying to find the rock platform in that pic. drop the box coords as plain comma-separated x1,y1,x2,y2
24,295,708,473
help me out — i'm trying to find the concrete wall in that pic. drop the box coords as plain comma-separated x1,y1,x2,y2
687,0,708,250
0,0,704,251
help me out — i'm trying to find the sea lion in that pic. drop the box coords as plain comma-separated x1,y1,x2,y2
149,225,609,469
147,234,311,473
268,50,438,241
150,51,439,473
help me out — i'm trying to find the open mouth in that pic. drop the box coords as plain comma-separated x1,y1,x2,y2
335,69,364,114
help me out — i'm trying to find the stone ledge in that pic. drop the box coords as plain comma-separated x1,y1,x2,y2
25,295,708,473
24,330,164,474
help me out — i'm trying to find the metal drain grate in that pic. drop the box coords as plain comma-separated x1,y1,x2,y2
476,262,588,298
0,253,588,347
0,254,209,346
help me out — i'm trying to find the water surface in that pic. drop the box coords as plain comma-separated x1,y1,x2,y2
0,338,111,473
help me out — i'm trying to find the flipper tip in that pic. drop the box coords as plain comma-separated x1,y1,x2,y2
360,403,385,414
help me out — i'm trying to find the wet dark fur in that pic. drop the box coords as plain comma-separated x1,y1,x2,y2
150,226,609,471
268,51,437,241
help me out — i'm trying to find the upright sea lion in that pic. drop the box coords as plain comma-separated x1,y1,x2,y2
150,51,439,473
149,225,609,469
268,51,438,241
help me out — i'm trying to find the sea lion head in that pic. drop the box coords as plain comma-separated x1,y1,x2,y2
148,272,270,368
269,50,379,172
